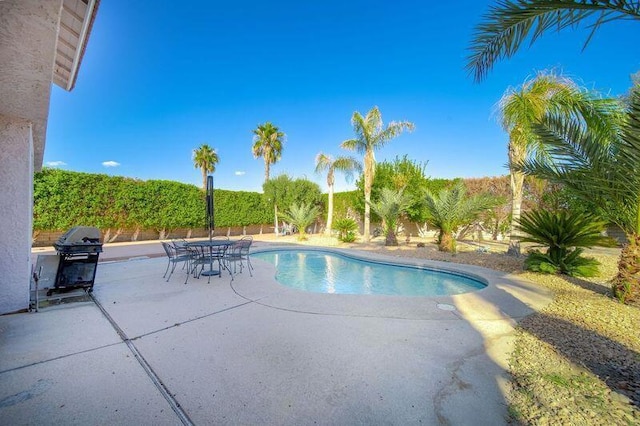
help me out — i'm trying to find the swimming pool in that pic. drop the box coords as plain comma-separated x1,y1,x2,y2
252,249,486,296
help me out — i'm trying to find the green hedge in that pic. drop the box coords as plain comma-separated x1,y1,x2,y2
214,189,272,226
33,169,271,231
323,190,360,220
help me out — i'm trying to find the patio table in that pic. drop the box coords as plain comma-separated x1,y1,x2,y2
186,240,232,277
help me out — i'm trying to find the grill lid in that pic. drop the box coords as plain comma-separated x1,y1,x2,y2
56,226,101,246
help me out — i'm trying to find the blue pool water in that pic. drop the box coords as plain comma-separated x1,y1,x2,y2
252,249,486,296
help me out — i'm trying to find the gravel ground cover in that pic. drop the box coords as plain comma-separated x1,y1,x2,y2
258,234,639,424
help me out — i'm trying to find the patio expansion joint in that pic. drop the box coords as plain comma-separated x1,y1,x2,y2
0,341,123,376
89,294,195,426
131,299,259,340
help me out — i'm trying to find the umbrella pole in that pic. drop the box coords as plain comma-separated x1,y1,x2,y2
206,175,214,242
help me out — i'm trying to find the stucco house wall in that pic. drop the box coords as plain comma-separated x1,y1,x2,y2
0,119,34,313
0,1,62,314
0,0,97,314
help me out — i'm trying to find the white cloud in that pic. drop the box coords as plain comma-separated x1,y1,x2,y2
102,161,121,168
234,171,246,176
45,161,67,167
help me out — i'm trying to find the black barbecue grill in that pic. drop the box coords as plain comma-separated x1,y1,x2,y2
50,226,103,295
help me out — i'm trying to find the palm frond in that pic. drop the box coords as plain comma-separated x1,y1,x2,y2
340,138,360,151
375,121,416,149
368,188,412,221
467,0,640,81
517,209,615,277
517,209,614,248
348,112,368,153
618,85,640,174
193,144,219,173
499,72,621,156
424,182,497,233
252,122,285,165
364,106,382,138
332,156,362,183
278,203,320,233
517,88,640,234
314,152,331,173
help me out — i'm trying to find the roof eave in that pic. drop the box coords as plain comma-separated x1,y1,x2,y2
53,0,100,92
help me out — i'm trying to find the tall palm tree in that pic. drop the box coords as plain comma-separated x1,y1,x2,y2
315,152,361,235
518,85,636,303
193,144,219,190
424,181,497,252
341,106,414,242
252,122,285,183
467,0,640,82
498,72,618,255
369,188,412,246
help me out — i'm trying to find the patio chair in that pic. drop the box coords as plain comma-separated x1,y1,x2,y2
171,238,189,252
161,242,191,282
187,243,228,284
171,239,190,270
240,235,254,270
224,237,253,280
281,223,292,236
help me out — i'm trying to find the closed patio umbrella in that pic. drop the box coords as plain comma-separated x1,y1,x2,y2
206,175,214,241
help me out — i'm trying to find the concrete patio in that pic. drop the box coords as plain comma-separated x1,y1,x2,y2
1,243,552,425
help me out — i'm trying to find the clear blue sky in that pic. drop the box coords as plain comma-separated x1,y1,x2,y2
45,0,639,193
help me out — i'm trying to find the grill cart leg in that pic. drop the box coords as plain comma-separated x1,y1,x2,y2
29,266,42,312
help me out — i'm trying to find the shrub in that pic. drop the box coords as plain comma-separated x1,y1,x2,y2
278,203,320,241
524,249,601,277
517,209,616,277
368,188,412,246
333,218,358,242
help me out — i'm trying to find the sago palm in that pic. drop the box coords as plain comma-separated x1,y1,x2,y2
279,203,320,241
252,122,285,183
467,0,640,82
519,84,638,303
332,217,359,242
341,106,414,242
517,209,616,277
315,152,361,236
424,181,497,252
368,188,412,246
193,144,219,190
498,72,619,256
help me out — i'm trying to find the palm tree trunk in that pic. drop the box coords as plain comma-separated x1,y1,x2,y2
439,231,456,252
264,160,270,183
364,190,371,242
508,170,524,255
325,184,334,235
274,204,279,236
507,141,526,256
385,222,398,246
363,150,375,242
202,169,207,191
612,232,640,305
385,230,398,246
